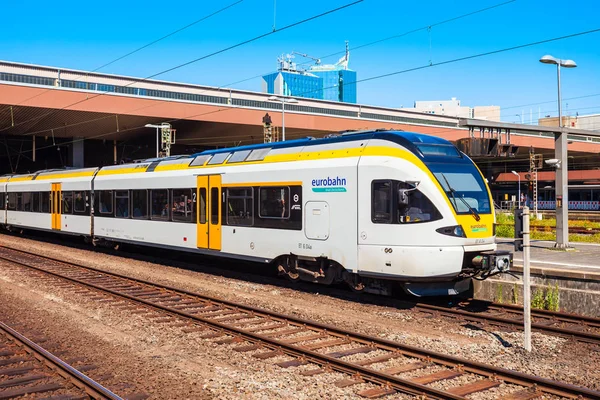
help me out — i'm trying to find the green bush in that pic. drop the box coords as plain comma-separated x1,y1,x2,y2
532,288,545,309
545,284,560,312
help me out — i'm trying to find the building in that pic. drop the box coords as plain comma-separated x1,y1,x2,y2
262,42,357,103
401,98,501,121
539,113,600,131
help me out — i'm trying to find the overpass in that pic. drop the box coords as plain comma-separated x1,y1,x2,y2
1,60,599,174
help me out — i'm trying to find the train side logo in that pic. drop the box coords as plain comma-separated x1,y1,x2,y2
311,176,347,192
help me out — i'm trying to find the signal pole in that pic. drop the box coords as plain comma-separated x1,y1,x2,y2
523,206,532,351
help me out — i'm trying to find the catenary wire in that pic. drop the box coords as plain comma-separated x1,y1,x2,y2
0,0,363,134
4,25,600,157
5,1,244,110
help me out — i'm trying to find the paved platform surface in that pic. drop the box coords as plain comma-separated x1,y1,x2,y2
497,239,600,275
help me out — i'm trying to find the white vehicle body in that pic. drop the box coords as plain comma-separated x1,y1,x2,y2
0,130,512,296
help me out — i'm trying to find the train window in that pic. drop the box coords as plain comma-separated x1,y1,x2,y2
371,181,392,223
397,184,442,224
259,187,289,219
0,193,4,209
16,193,23,211
32,192,40,212
7,193,16,210
115,191,129,218
228,150,251,164
98,191,113,215
207,152,230,165
151,189,169,220
41,192,50,213
62,192,73,214
74,191,86,213
132,190,148,219
210,188,219,225
172,189,195,223
22,192,32,212
227,188,253,226
199,188,207,224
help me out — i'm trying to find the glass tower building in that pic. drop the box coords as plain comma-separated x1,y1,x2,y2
261,43,357,103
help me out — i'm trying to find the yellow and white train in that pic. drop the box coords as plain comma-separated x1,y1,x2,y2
0,130,512,296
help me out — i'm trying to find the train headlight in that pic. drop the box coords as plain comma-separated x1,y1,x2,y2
436,225,466,238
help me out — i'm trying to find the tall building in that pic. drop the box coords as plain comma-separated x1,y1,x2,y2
400,98,501,121
262,43,357,103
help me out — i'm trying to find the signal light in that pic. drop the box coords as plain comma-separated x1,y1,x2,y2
514,208,524,251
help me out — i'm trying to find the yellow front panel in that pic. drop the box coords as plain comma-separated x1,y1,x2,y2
196,176,209,249
208,175,221,251
456,214,495,238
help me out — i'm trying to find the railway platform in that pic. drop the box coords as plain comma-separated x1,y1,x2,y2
473,239,600,316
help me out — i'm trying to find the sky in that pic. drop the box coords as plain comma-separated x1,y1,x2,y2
1,0,599,124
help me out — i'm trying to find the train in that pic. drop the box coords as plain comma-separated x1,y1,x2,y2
0,129,512,297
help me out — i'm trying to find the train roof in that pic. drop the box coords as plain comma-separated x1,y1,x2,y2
193,129,455,157
6,130,468,180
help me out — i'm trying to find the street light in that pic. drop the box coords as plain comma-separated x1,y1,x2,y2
511,171,521,208
267,96,298,141
145,123,171,158
539,55,577,248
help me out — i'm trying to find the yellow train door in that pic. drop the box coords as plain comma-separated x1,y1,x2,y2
51,183,62,230
197,175,221,251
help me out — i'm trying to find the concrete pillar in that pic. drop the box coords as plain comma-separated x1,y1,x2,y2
71,138,84,168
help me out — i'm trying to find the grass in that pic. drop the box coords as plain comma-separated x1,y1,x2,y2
495,212,600,243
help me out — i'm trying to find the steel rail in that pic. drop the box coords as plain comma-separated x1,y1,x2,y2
0,320,123,400
412,301,600,345
0,245,598,399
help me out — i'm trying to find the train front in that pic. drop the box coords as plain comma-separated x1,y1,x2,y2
403,145,513,296
363,133,514,297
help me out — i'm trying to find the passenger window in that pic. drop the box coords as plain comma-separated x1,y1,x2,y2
227,188,253,226
151,189,169,220
132,190,148,219
259,187,289,219
62,192,73,214
210,187,219,225
115,191,129,218
0,193,4,209
8,193,16,210
41,192,50,213
397,184,442,224
199,188,207,224
16,193,23,211
22,192,32,212
32,192,40,212
172,189,195,223
98,191,113,215
74,191,86,213
371,180,392,223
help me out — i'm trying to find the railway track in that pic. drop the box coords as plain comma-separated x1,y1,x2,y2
0,246,598,399
0,319,121,399
413,299,600,345
496,223,600,235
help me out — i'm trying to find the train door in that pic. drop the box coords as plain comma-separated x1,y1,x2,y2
197,175,221,251
51,183,62,230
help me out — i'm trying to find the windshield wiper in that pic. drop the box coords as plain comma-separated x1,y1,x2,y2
441,173,480,221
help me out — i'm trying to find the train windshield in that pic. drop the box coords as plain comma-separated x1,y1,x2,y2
429,163,491,214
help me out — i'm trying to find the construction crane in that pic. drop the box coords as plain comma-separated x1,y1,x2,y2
291,51,321,65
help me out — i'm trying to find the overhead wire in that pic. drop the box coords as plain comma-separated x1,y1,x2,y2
6,21,600,157
1,0,363,134
5,0,245,111
1,0,514,135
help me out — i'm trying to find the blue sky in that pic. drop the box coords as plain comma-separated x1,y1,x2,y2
2,0,599,123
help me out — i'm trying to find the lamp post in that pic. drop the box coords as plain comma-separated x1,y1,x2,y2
267,96,298,141
511,171,521,209
145,123,171,158
540,55,577,248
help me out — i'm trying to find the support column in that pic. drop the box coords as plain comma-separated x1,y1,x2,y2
555,130,569,247
71,137,84,168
